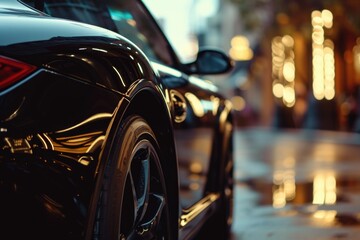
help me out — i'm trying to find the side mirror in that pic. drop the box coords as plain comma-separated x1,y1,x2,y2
184,49,234,75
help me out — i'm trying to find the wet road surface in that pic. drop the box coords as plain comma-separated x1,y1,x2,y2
231,128,360,240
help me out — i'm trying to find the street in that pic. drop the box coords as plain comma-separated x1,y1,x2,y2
231,128,360,239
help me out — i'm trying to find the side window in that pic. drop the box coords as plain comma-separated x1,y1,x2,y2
106,1,173,65
107,8,158,62
21,0,174,65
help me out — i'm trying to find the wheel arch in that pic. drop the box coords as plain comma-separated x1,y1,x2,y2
85,84,179,240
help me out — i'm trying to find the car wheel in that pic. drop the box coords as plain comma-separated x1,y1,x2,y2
92,115,171,240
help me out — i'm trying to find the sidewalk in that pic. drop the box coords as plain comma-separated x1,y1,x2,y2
231,127,360,240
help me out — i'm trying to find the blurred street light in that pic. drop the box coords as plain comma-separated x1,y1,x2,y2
229,35,254,61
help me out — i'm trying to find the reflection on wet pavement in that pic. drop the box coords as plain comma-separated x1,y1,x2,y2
231,128,360,239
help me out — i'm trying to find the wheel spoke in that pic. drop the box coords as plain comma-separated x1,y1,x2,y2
130,146,168,239
137,158,150,213
127,171,138,224
131,148,150,224
136,193,165,239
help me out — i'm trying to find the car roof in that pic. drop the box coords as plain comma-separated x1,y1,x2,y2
0,1,134,48
0,0,40,15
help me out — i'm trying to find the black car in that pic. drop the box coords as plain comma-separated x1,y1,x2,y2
0,0,234,239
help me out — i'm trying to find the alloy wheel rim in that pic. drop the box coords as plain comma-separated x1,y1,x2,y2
120,140,167,239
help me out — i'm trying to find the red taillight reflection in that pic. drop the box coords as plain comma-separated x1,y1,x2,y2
0,56,36,90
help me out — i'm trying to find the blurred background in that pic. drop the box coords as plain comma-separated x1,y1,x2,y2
143,0,360,132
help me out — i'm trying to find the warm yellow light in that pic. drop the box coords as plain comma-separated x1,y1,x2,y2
231,35,249,47
283,99,295,108
313,175,325,204
313,55,323,67
272,169,296,208
325,80,335,88
127,19,136,27
190,162,203,174
189,182,200,190
273,55,285,67
314,92,325,100
273,171,283,185
354,42,360,74
229,48,253,61
273,187,286,208
283,86,295,103
326,175,336,190
272,83,284,98
313,210,337,226
312,11,335,101
283,61,295,82
313,80,323,92
325,192,337,204
313,172,337,205
324,88,335,100
272,38,285,53
284,172,296,200
231,96,246,111
312,26,324,45
271,35,296,107
229,35,253,61
324,53,334,63
313,44,324,55
282,35,294,48
322,9,333,28
324,39,334,49
311,10,322,19
185,92,204,117
312,16,323,27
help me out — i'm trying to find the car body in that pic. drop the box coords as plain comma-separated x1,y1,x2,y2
0,0,234,239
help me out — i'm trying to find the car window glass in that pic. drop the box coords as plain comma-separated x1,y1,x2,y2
21,0,174,65
106,1,173,65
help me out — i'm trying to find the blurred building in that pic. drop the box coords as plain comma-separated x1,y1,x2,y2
209,0,360,131
144,0,360,132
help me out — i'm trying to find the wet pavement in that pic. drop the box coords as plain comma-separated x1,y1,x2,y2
231,127,360,240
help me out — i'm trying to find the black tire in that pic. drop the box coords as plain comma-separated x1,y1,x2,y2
92,115,171,240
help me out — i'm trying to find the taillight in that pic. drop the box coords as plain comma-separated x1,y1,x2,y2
0,55,36,90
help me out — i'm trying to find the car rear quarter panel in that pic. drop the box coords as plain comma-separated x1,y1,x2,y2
0,11,171,239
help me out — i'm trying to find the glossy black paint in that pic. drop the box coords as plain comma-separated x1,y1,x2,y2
0,0,234,239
